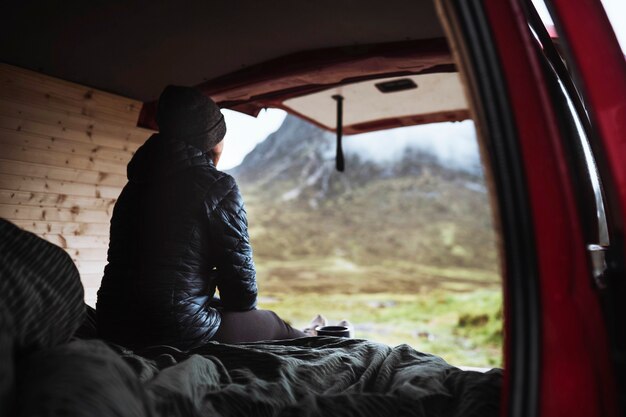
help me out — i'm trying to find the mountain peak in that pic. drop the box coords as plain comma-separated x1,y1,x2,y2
231,115,333,182
230,115,482,203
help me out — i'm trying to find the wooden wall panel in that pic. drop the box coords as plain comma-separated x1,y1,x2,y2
0,63,154,306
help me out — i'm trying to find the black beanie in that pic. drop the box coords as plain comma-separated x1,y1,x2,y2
156,85,227,152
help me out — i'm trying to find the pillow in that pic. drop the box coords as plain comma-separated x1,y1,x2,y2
0,219,85,352
17,339,148,417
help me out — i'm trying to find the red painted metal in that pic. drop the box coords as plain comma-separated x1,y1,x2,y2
549,0,626,237
483,0,618,416
547,1,626,415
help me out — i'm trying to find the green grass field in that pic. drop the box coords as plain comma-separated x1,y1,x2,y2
254,258,503,368
240,169,503,368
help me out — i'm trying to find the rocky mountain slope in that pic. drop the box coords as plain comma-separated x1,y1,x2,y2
229,115,499,284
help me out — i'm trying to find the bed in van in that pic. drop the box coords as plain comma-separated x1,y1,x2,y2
0,0,624,416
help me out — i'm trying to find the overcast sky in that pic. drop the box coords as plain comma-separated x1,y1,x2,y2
343,120,480,172
219,109,287,169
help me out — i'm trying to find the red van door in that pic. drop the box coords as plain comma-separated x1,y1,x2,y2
547,0,626,415
439,0,624,416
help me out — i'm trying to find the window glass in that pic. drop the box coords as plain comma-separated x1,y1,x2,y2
220,109,287,169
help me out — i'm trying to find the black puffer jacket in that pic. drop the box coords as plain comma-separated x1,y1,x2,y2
97,134,257,350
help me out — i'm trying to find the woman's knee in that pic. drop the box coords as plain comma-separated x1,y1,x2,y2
262,309,281,320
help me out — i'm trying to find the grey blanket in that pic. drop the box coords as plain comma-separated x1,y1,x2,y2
17,337,501,417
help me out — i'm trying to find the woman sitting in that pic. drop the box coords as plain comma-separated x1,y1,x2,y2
97,86,304,350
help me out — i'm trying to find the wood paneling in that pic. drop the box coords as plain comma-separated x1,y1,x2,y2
0,114,143,152
0,99,151,144
1,140,128,174
0,64,154,306
11,220,110,237
0,160,127,187
0,190,116,211
0,174,121,199
0,68,140,125
44,234,110,249
0,126,135,163
0,204,112,223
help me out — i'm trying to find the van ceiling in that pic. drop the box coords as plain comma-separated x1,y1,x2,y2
1,0,445,102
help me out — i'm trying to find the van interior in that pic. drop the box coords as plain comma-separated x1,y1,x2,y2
1,0,623,416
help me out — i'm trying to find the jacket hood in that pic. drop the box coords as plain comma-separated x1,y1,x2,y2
127,134,213,183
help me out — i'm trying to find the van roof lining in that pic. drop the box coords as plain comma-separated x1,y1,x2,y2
138,38,458,131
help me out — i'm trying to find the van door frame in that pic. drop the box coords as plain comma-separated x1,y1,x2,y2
438,0,620,416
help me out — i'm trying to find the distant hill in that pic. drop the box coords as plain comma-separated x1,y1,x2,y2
229,115,499,287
